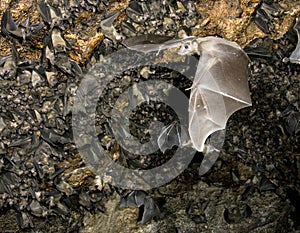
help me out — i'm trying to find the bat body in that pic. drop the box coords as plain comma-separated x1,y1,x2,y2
123,35,252,152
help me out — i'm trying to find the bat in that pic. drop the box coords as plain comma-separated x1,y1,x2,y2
1,9,24,38
157,121,189,153
37,1,61,27
178,37,252,151
141,197,161,224
100,11,123,41
290,15,300,64
120,190,146,208
123,35,252,152
157,121,182,153
1,9,43,40
119,191,161,224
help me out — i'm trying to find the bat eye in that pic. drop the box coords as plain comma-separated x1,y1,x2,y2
184,45,189,49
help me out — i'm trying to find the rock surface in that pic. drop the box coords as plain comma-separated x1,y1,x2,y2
0,0,299,232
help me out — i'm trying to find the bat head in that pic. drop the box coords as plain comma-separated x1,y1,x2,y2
177,40,199,56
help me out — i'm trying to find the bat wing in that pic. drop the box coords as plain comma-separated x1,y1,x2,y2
290,16,300,64
157,122,183,153
123,35,194,53
189,37,252,152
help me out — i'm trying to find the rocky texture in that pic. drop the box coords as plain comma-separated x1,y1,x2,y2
0,0,299,232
